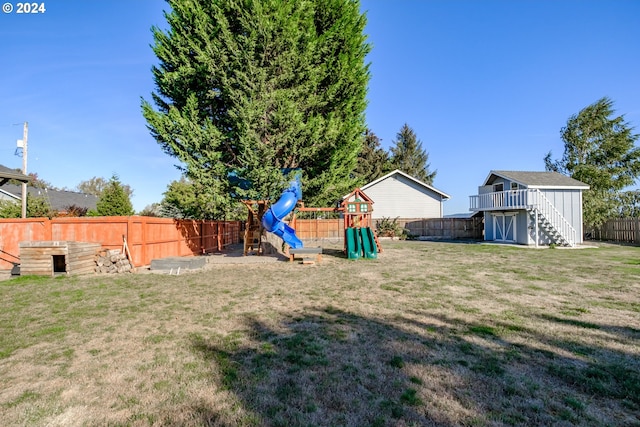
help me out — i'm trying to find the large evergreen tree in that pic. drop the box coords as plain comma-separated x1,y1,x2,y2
389,123,437,185
142,0,370,214
545,97,640,227
355,129,390,183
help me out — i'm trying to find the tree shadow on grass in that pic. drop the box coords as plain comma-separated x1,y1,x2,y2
188,306,640,426
529,313,640,409
190,307,468,426
402,311,640,425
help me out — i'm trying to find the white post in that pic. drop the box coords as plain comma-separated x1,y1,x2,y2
21,122,28,219
534,209,538,248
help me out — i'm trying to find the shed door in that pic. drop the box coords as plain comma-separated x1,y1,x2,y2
493,213,516,242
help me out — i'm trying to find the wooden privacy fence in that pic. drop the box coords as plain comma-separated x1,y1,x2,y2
0,216,242,270
291,217,483,241
294,219,345,240
588,218,640,244
396,217,484,240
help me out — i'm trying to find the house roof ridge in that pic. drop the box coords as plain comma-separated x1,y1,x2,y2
485,170,589,189
358,169,451,199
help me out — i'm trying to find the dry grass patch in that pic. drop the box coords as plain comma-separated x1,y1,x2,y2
0,241,639,426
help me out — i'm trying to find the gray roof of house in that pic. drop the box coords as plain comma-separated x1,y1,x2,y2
444,211,483,219
486,171,590,189
0,183,98,211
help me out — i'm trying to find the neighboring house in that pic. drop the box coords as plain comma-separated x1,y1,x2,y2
1,163,98,214
0,184,98,214
0,186,21,203
355,169,450,219
0,165,30,206
469,170,589,247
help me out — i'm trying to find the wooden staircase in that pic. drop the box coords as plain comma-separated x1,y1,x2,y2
527,190,577,247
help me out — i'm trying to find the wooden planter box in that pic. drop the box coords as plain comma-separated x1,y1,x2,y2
19,241,101,276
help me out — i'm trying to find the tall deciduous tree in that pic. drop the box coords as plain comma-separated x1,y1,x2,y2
7,170,55,190
142,0,370,214
93,175,134,216
545,97,640,227
355,129,390,183
389,123,437,185
77,176,133,198
616,190,640,218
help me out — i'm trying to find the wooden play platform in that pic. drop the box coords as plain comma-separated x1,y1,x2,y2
288,247,322,264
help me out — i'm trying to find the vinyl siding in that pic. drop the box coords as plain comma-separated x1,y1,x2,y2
364,174,444,219
539,189,584,244
0,192,19,202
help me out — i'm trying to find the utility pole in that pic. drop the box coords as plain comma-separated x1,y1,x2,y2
20,122,28,218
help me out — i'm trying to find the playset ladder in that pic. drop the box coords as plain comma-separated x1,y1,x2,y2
373,231,383,253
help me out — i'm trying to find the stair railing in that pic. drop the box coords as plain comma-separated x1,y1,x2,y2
530,189,576,247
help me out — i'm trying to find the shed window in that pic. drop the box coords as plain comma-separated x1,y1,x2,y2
360,203,368,213
347,203,356,213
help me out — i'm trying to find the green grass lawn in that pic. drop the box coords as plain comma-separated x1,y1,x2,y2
1,241,638,426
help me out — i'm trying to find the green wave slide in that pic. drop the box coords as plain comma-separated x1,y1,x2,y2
345,227,378,260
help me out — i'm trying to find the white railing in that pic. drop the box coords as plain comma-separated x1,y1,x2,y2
469,189,577,246
532,191,576,247
469,189,533,211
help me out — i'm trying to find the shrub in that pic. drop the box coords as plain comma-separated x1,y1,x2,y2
375,217,406,239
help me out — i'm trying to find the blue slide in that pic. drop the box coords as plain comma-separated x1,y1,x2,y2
261,178,304,249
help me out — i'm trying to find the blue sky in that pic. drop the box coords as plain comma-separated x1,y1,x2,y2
1,1,639,214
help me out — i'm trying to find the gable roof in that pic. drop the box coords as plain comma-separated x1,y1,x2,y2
0,183,98,211
360,169,451,199
342,187,374,203
484,171,589,189
0,164,30,185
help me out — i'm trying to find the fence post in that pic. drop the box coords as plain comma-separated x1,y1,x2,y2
199,221,204,254
140,216,147,266
44,217,52,240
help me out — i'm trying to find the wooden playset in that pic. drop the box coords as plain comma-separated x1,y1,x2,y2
241,199,269,256
241,187,382,261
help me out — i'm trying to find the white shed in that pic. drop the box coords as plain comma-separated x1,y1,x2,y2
469,170,589,246
358,170,450,219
